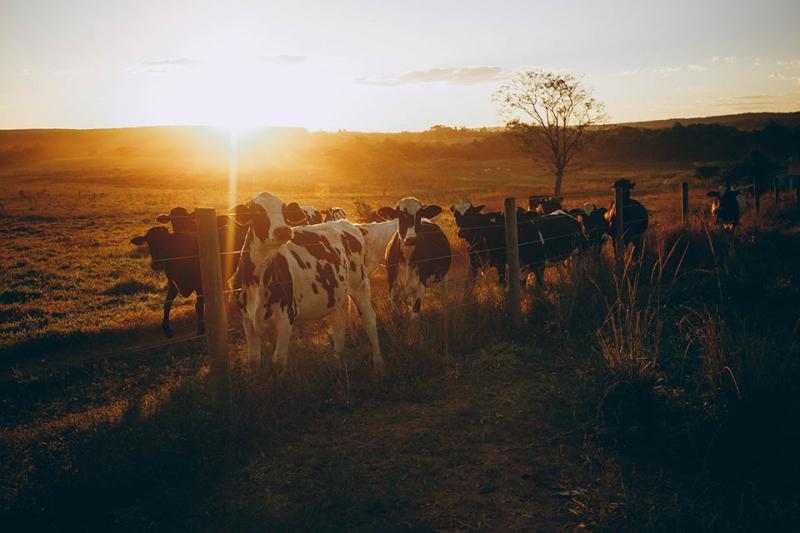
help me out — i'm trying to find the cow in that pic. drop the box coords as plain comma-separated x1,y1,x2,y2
378,198,451,345
516,211,587,287
301,206,324,225
232,192,383,375
322,207,347,222
130,219,247,338
568,204,610,247
156,207,233,233
529,196,563,215
707,184,747,231
605,179,649,257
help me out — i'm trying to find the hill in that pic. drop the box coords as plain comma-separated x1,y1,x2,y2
618,111,800,131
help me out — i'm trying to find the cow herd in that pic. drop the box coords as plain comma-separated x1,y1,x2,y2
129,179,745,376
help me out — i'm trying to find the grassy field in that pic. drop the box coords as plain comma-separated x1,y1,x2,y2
2,152,799,531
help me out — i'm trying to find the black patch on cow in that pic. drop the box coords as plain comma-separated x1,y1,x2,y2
315,262,338,308
412,298,421,313
518,214,585,268
340,231,363,255
262,253,296,324
311,282,319,294
290,250,310,270
386,221,451,288
292,230,342,268
349,259,356,272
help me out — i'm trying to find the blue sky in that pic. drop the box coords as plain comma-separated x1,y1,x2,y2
1,0,798,130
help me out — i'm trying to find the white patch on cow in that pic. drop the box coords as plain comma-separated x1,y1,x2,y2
355,219,399,276
301,205,319,222
453,201,472,216
582,203,596,215
538,231,545,245
397,197,423,243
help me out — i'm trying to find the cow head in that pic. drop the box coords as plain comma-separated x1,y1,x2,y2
380,197,442,246
156,207,196,232
449,201,486,239
530,196,563,215
575,206,610,246
231,192,307,244
322,207,346,222
301,206,323,225
130,226,173,271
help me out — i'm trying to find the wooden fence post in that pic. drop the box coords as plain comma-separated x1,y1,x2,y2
753,177,761,215
681,182,689,225
795,176,800,208
613,184,625,276
503,198,522,326
196,208,231,419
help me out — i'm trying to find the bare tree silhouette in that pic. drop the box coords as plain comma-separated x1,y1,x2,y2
495,70,606,197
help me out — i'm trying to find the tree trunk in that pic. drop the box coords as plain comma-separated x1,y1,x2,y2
553,167,564,197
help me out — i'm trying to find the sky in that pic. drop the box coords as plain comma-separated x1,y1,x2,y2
1,0,799,131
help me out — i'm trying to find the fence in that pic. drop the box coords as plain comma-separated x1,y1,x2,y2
39,177,796,416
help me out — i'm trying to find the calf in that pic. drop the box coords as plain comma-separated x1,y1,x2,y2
707,185,746,231
233,192,383,375
130,219,247,338
379,198,451,344
605,179,649,257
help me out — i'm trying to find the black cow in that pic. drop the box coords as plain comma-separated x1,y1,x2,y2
450,202,506,284
517,212,586,287
130,216,247,338
606,179,649,257
157,206,233,233
379,197,451,344
707,185,747,231
568,204,610,247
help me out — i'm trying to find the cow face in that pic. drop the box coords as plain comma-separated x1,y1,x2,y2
232,192,307,244
130,226,172,271
156,207,196,232
576,207,610,245
530,197,563,215
450,202,486,238
380,197,442,246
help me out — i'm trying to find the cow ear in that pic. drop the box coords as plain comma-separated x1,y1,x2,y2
449,205,455,213
419,204,442,219
130,235,146,245
378,206,398,220
231,204,253,226
156,214,171,224
629,182,636,189
474,204,485,212
282,202,307,226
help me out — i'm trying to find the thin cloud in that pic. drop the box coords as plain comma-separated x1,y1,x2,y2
358,66,508,86
142,58,201,67
711,55,737,65
258,55,307,65
777,60,800,69
687,64,707,72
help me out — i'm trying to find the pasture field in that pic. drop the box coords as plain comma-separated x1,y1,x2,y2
2,155,800,531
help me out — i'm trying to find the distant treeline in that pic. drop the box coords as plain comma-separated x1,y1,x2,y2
1,116,798,173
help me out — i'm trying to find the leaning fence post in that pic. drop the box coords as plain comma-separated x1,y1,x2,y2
681,182,689,225
613,183,625,276
196,208,231,420
503,197,522,326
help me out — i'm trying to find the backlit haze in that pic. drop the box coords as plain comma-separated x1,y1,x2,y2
1,0,799,131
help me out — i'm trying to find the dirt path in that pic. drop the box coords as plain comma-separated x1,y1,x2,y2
203,341,599,532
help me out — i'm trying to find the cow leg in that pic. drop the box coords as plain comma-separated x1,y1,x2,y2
195,292,205,335
407,284,426,347
534,266,545,290
242,317,261,368
162,282,178,338
330,304,347,360
350,288,384,377
272,317,293,375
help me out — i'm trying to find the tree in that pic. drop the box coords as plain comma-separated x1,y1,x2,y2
494,70,606,197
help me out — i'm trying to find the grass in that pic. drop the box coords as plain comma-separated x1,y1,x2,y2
1,154,799,530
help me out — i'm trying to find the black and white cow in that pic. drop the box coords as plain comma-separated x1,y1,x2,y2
301,205,324,225
322,207,347,222
378,198,451,344
517,211,586,287
130,219,247,338
232,192,383,375
568,204,610,248
707,184,747,231
529,196,563,215
606,179,649,257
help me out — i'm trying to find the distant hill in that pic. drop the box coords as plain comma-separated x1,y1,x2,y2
617,112,800,131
